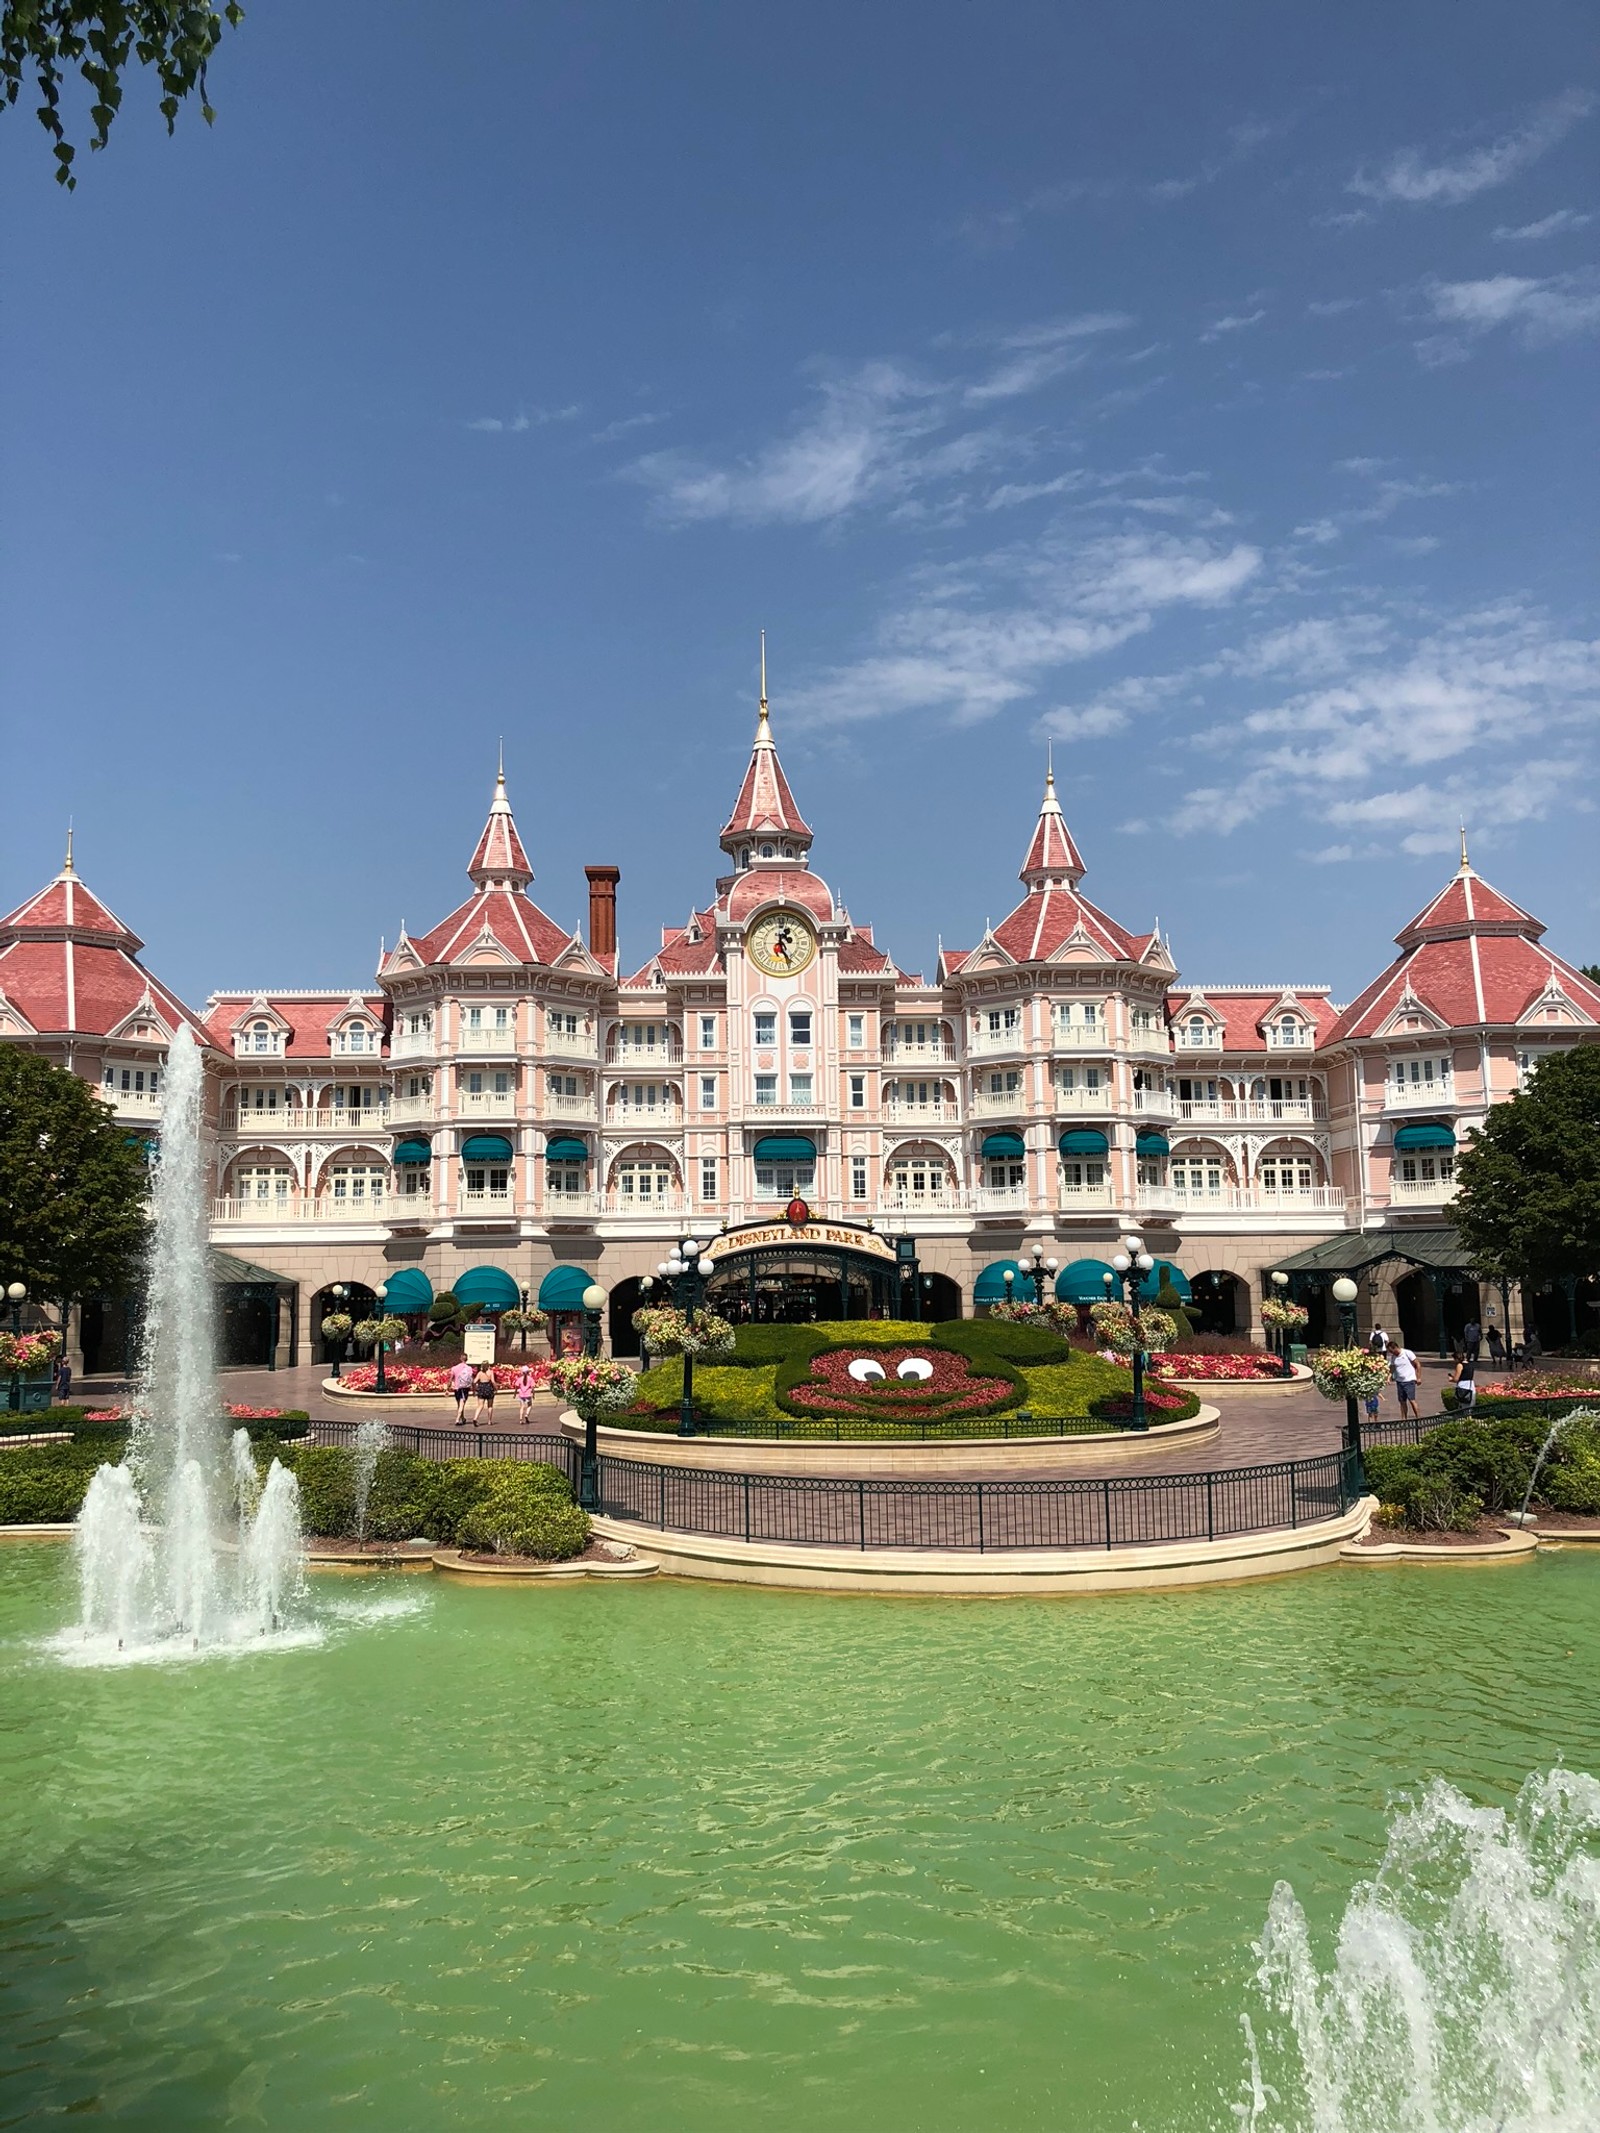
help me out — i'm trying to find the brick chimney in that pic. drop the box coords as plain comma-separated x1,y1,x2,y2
584,865,619,959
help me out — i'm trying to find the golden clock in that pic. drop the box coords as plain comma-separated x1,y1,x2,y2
747,909,817,977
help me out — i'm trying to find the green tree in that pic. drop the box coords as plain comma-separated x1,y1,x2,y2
1453,1048,1600,1285
0,1049,149,1303
1581,964,1600,986
2,1,242,188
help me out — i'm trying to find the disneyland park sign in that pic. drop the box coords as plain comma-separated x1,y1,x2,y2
702,1218,898,1266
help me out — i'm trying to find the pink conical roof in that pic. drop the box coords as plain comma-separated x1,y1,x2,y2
467,767,534,889
719,699,812,853
1019,766,1086,888
0,840,205,1039
1395,857,1542,947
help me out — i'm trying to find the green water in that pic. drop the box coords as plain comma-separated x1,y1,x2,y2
3,1547,1598,2132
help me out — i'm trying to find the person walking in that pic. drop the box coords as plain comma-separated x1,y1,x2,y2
1461,1315,1482,1364
1452,1351,1478,1416
1367,1326,1390,1358
1487,1323,1505,1367
449,1356,474,1426
471,1362,498,1424
1391,1341,1420,1422
514,1362,537,1426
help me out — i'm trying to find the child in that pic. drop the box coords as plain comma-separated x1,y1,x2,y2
514,1363,537,1425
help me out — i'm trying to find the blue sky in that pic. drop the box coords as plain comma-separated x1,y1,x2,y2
3,0,1596,1005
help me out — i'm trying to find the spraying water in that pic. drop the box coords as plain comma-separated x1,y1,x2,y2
69,1025,305,1656
1515,1407,1600,1527
352,1417,390,1542
1236,1767,1600,2132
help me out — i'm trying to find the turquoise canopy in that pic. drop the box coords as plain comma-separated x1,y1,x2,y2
538,1264,595,1312
1058,1128,1109,1156
974,1258,1024,1303
1394,1121,1456,1151
455,1265,521,1311
392,1138,432,1165
461,1133,513,1163
1135,1130,1171,1157
380,1267,434,1315
981,1130,1026,1159
752,1135,816,1162
543,1135,589,1162
1055,1257,1118,1303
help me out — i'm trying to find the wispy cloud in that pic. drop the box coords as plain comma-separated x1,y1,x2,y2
782,532,1262,729
963,313,1134,404
1200,308,1268,342
464,405,580,434
1493,206,1595,241
590,410,670,444
1348,89,1594,208
1418,270,1600,361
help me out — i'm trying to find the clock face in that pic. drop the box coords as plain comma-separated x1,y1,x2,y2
747,908,817,977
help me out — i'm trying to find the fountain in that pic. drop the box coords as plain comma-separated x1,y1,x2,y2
1513,1406,1600,1528
71,1024,305,1655
1237,1767,1600,2131
351,1416,390,1543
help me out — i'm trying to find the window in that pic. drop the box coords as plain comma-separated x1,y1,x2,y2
889,1153,951,1203
492,1070,511,1095
700,1157,719,1203
753,1010,777,1046
548,1009,580,1039
402,1073,431,1099
1393,1056,1451,1092
789,1072,813,1106
1059,1159,1105,1191
740,847,752,869
548,1162,586,1197
754,1160,814,1198
235,1165,291,1203
700,1075,717,1110
849,1074,866,1110
251,1021,271,1054
615,1082,663,1113
985,1069,1022,1100
617,1022,664,1055
983,1007,1021,1039
894,1079,940,1111
985,1159,1026,1192
759,842,774,859
1177,1077,1218,1106
1186,1016,1209,1045
1056,1001,1099,1031
1136,1157,1167,1189
789,1008,812,1047
1259,1156,1314,1195
850,1157,868,1201
754,1074,778,1106
401,1165,430,1198
1132,1007,1156,1034
1056,1065,1103,1096
463,1165,510,1195
614,1158,675,1204
238,1086,280,1114
465,1007,482,1031
892,1020,941,1055
345,1024,367,1053
847,1014,865,1050
328,1163,385,1206
1172,1156,1224,1197
406,1011,433,1037
548,1072,579,1101
1277,1017,1299,1045
699,1014,717,1050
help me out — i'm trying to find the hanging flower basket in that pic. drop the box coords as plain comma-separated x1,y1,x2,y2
1089,1302,1178,1356
320,1313,354,1342
0,1328,63,1375
352,1315,407,1350
631,1305,735,1359
1311,1347,1392,1402
548,1355,638,1421
498,1308,539,1334
1260,1298,1310,1333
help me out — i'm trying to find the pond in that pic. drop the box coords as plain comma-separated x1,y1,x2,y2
2,1546,1598,2131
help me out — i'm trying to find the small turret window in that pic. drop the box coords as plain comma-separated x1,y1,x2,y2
760,843,775,859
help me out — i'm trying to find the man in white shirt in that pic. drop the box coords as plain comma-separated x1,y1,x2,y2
1391,1343,1420,1421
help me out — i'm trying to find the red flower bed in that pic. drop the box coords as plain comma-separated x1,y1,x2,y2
226,1402,285,1420
339,1360,548,1394
84,1408,130,1422
1093,1388,1193,1420
1149,1350,1282,1382
786,1346,1014,1420
1472,1376,1598,1400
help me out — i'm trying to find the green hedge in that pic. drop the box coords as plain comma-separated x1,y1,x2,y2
0,1439,111,1522
1365,1412,1600,1529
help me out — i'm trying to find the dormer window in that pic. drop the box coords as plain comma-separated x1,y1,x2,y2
251,1021,271,1054
760,843,775,859
348,1025,366,1053
1187,1016,1208,1044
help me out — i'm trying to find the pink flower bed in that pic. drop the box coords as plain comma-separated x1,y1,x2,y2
786,1346,1014,1420
1149,1350,1283,1382
226,1403,286,1420
1094,1388,1193,1420
339,1360,549,1394
84,1408,130,1422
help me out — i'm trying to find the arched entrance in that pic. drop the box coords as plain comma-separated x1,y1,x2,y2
311,1281,377,1362
1395,1272,1480,1356
915,1271,963,1322
698,1216,904,1324
1523,1275,1600,1354
609,1276,649,1358
1189,1270,1246,1335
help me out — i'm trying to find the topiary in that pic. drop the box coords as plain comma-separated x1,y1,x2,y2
454,1467,589,1559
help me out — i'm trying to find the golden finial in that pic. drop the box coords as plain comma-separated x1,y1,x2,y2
1459,823,1470,871
1045,740,1055,794
756,629,772,741
62,822,74,875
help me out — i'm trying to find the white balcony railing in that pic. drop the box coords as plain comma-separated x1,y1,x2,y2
745,1101,828,1118
1174,1032,1224,1053
386,1094,434,1125
883,1039,957,1063
458,1089,519,1116
544,1092,598,1119
874,1188,969,1217
1051,1024,1116,1050
1384,1080,1455,1110
969,1029,1028,1056
390,1030,437,1059
884,1101,956,1124
1130,1089,1175,1115
542,1191,600,1219
457,1190,517,1215
1166,1185,1347,1213
1057,1185,1117,1210
606,1191,690,1218
454,1024,518,1054
1127,1028,1172,1056
1052,1088,1114,1113
385,1194,433,1222
971,1187,1031,1214
212,1196,387,1224
606,1105,683,1129
1176,1099,1324,1125
101,1091,163,1123
970,1089,1028,1117
606,1041,684,1066
1389,1176,1459,1204
545,1030,599,1062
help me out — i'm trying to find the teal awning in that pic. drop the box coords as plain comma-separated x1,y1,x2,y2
1394,1121,1456,1151
1135,1131,1170,1157
392,1138,432,1166
380,1268,434,1314
1059,1128,1109,1157
974,1258,1024,1303
544,1135,589,1162
461,1133,514,1162
455,1265,521,1311
538,1263,595,1312
752,1135,816,1162
981,1131,1027,1159
1056,1257,1117,1303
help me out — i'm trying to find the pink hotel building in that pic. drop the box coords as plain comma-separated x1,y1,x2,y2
3,693,1598,1368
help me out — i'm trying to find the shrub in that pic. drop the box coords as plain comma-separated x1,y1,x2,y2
0,1440,110,1522
0,1404,87,1436
278,1445,357,1536
1365,1423,1533,1524
939,1318,1072,1365
453,1467,589,1559
724,1324,825,1367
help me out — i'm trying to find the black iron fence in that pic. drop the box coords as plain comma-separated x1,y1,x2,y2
621,1410,1128,1442
304,1419,1361,1553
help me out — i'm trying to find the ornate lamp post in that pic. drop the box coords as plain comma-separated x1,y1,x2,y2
1027,1244,1059,1303
658,1237,709,1437
1270,1269,1293,1376
1332,1274,1364,1488
374,1279,390,1395
576,1283,608,1509
6,1281,26,1413
582,1283,605,1359
328,1282,348,1380
1111,1231,1156,1431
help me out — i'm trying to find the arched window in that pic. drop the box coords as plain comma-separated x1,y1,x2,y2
1187,1015,1208,1044
251,1020,271,1054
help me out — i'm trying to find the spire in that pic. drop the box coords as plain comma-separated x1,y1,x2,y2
467,760,534,891
1459,823,1471,874
1019,758,1086,889
719,634,813,862
62,822,75,877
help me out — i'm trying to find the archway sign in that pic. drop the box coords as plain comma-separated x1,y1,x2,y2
701,1214,904,1323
